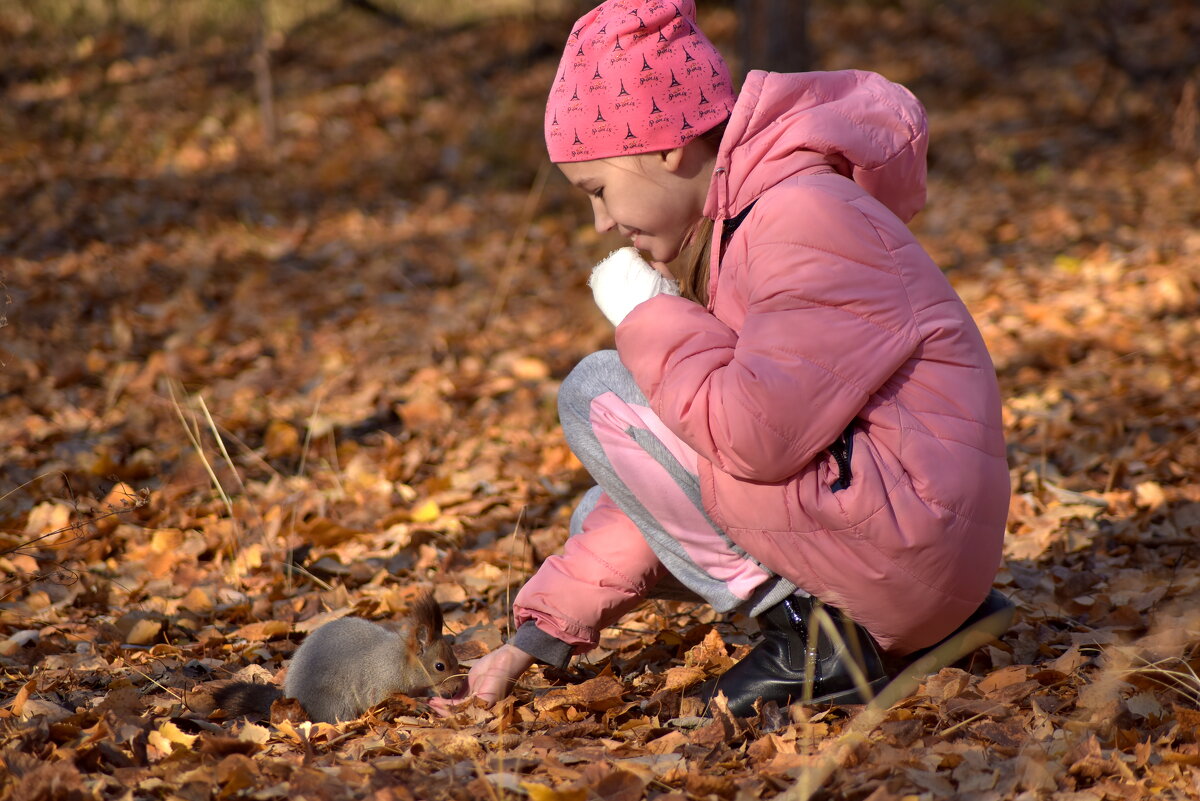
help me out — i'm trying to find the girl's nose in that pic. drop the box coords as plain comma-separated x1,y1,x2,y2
590,198,615,233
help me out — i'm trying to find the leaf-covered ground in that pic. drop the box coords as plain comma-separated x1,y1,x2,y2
2,2,1199,799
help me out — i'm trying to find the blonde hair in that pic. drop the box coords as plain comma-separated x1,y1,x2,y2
676,121,728,307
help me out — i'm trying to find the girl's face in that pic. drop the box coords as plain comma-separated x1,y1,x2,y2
558,148,710,266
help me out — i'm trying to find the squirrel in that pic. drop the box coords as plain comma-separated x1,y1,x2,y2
214,594,465,723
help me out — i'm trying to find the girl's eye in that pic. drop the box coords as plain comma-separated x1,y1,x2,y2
591,188,604,199
435,662,446,671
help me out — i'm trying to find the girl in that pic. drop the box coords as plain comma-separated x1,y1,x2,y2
447,0,1013,716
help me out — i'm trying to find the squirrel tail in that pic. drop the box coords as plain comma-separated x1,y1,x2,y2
214,682,283,719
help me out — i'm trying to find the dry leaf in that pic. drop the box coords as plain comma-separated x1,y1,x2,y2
662,665,706,692
535,675,626,713
521,782,588,801
232,620,291,642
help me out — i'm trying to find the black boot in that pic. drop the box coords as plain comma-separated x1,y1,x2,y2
886,589,1016,677
698,595,889,717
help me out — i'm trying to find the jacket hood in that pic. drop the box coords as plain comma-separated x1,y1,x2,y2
706,70,929,224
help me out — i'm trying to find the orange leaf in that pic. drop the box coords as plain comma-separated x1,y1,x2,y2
534,675,626,712
232,620,291,642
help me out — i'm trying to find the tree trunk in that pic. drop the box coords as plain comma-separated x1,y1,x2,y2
252,1,278,160
736,0,810,80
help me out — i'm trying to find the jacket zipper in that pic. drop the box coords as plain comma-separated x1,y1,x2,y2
829,422,855,492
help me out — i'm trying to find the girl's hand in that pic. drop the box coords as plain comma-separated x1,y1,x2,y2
428,643,536,715
650,260,675,280
588,247,680,326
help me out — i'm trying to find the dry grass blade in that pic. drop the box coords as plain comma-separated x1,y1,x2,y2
166,380,247,576
167,380,235,520
197,395,247,496
1119,655,1200,708
782,603,1015,801
808,604,880,704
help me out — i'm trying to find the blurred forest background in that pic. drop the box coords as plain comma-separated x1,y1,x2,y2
2,1,1199,799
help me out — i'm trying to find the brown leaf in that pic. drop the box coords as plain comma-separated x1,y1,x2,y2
1173,704,1200,742
299,517,368,547
593,768,645,801
991,680,1042,706
232,619,291,642
215,753,261,792
977,665,1028,695
1030,692,1070,716
15,763,86,801
949,694,1011,718
534,675,626,713
879,717,924,747
8,678,35,718
521,783,588,801
924,668,972,702
264,420,302,459
662,665,706,692
684,627,734,671
115,611,164,646
684,769,737,798
644,730,687,756
97,685,144,720
745,732,779,763
1162,746,1200,766
15,697,74,723
969,719,1023,750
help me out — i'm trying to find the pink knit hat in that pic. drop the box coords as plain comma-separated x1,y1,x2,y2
545,0,735,163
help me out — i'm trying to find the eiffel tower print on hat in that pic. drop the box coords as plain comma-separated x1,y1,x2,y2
545,0,735,163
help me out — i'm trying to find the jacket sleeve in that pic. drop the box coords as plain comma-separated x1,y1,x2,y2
512,492,664,662
616,184,922,483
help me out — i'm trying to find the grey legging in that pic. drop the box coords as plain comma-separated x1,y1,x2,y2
559,350,799,617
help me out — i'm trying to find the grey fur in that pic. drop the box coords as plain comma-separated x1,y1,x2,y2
283,617,454,723
216,595,462,724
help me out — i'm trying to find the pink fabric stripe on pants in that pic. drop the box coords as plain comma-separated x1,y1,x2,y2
589,390,771,602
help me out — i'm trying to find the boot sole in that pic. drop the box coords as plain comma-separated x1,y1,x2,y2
704,672,892,715
803,674,892,706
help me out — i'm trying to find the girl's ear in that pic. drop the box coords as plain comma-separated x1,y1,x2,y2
659,146,687,174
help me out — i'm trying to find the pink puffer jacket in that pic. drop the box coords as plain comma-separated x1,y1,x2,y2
517,70,1009,655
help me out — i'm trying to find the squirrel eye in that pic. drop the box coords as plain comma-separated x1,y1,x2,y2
435,662,446,672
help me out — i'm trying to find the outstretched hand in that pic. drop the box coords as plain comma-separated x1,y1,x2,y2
429,643,536,716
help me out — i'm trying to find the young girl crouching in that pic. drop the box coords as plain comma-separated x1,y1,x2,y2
443,0,1014,717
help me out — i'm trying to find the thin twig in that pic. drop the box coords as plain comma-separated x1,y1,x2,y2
298,394,323,479
503,506,526,642
937,711,986,739
485,160,551,329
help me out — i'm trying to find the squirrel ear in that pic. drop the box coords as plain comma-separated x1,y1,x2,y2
411,593,443,645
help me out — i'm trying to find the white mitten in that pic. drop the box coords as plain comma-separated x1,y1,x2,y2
587,247,680,326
